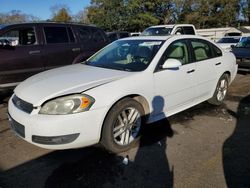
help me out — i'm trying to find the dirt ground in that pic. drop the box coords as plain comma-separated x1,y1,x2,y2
0,73,249,188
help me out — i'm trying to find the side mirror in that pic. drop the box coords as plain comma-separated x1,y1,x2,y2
161,58,182,70
231,44,235,48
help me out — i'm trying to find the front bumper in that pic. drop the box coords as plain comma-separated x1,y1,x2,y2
237,58,250,69
8,97,108,150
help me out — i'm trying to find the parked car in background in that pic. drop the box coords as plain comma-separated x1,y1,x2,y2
232,36,250,71
0,22,109,91
107,31,131,42
130,32,141,37
8,35,237,153
217,36,241,51
141,24,196,36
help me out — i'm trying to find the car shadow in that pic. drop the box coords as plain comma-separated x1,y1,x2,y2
44,96,174,188
223,95,250,188
0,96,175,188
0,96,235,188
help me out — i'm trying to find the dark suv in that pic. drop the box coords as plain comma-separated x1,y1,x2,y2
232,36,250,71
0,22,109,91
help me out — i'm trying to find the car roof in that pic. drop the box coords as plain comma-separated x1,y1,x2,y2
1,22,99,28
148,24,194,29
107,31,130,35
118,35,210,41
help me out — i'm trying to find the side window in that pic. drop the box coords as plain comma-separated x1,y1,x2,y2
183,27,195,35
159,40,189,67
91,28,105,43
211,44,222,57
77,27,91,42
0,27,36,46
191,40,213,61
44,27,69,44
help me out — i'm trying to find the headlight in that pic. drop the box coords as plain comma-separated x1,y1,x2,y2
39,94,95,115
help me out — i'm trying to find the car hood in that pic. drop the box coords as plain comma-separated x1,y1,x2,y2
14,64,134,106
232,47,250,58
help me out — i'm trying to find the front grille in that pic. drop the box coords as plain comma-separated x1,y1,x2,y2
12,95,33,114
9,116,25,138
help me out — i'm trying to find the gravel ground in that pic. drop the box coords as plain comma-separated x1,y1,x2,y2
0,73,249,188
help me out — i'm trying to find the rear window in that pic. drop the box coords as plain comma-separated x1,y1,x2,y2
141,27,172,36
44,27,69,44
183,26,195,35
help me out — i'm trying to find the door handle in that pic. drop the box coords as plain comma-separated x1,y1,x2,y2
72,48,81,52
29,50,40,55
187,69,195,74
215,62,221,66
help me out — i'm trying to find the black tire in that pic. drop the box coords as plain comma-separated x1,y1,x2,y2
101,98,144,153
208,74,229,106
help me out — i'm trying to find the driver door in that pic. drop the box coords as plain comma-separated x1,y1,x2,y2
153,39,197,116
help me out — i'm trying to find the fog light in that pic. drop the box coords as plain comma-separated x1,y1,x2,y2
32,133,80,145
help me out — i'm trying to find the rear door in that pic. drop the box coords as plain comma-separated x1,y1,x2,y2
75,26,108,61
189,39,222,99
42,25,73,70
0,24,44,86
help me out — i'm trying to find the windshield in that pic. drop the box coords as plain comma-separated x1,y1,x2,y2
217,37,240,43
141,27,172,36
0,25,6,30
235,37,250,48
84,40,164,72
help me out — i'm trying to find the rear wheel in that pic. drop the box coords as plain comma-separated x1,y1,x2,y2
101,98,144,153
208,74,229,105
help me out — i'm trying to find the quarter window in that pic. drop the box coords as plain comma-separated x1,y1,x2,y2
77,27,91,42
191,40,213,61
44,27,69,44
92,29,106,42
0,27,36,46
211,44,222,57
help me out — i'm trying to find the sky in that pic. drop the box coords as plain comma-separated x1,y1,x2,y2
0,0,91,20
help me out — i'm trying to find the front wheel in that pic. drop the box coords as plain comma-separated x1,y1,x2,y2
208,74,229,105
101,98,144,153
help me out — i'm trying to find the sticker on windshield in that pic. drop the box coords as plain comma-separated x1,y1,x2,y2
140,41,162,46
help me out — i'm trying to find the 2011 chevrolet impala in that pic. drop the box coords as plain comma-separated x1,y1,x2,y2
8,35,238,153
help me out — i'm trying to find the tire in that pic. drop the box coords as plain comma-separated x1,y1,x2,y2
101,98,144,153
208,74,229,105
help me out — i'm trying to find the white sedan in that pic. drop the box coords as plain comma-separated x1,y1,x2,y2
8,35,237,153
